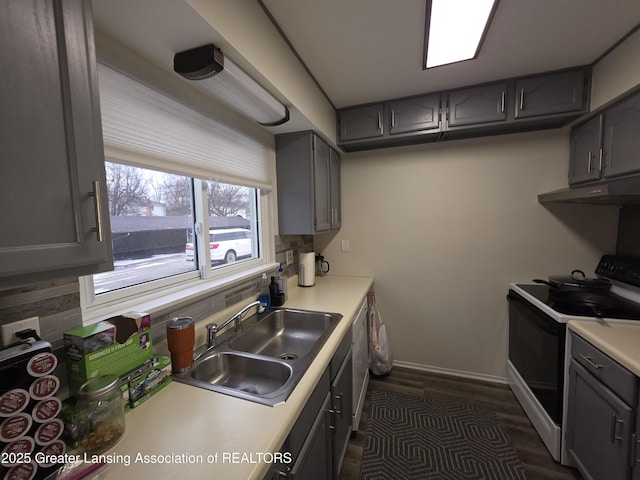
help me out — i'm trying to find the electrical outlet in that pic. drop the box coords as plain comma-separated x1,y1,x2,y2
1,316,40,347
285,249,294,265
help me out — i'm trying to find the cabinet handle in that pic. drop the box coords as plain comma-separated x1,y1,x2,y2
587,152,593,173
89,180,104,242
579,353,602,370
377,112,382,133
501,91,505,113
334,393,343,415
328,409,336,430
610,414,625,443
391,109,396,128
519,88,525,111
633,434,640,466
598,148,604,172
275,468,290,479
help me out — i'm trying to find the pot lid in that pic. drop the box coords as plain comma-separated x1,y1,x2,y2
547,270,611,289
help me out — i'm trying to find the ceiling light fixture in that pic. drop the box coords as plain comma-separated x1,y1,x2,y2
174,44,289,126
423,0,499,69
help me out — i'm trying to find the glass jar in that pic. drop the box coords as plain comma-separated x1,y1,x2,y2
76,375,125,455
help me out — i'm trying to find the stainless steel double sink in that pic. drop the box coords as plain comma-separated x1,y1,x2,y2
173,308,343,406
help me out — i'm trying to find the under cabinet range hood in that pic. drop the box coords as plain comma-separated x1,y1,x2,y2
538,176,640,205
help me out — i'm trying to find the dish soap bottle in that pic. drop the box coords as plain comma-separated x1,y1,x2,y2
258,273,271,312
276,263,288,302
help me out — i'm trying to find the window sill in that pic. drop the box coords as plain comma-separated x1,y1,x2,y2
81,262,278,325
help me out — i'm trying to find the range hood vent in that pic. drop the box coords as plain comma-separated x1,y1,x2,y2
538,176,640,205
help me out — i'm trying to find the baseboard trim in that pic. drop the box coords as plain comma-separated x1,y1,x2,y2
391,360,508,385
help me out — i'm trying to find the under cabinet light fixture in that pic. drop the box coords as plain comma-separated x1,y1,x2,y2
174,44,289,126
423,0,499,69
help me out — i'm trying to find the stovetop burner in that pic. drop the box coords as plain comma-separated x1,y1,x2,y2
516,283,640,320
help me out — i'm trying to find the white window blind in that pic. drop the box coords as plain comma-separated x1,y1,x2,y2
97,64,271,190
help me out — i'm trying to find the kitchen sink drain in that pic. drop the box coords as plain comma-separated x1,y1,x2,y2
279,353,298,360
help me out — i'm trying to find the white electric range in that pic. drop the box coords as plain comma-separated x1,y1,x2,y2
507,255,640,464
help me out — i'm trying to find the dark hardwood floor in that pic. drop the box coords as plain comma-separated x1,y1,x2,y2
338,366,583,480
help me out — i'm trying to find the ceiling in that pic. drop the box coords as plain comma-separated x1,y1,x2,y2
92,1,640,123
261,0,640,108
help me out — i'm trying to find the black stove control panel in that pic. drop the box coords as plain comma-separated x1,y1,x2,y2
596,255,640,287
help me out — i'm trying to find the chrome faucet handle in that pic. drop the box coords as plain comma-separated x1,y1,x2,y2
206,322,218,348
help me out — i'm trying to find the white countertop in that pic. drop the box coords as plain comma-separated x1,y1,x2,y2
568,319,640,377
94,275,373,480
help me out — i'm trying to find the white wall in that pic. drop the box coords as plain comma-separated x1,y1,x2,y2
591,28,640,110
315,130,618,380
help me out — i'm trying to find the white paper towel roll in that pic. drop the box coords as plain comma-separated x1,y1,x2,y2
299,252,316,286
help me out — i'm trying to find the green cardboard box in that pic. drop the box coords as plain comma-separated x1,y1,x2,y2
127,356,172,408
64,312,153,393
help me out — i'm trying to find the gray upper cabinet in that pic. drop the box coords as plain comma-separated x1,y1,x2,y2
602,90,640,179
276,132,341,235
338,104,384,142
515,70,586,119
389,94,440,135
329,149,341,230
569,115,604,185
567,88,640,185
445,82,508,128
0,0,112,285
337,67,589,152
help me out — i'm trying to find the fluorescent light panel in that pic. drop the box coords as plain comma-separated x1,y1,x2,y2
424,0,498,69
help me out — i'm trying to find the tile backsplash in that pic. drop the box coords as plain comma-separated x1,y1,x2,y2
0,235,313,350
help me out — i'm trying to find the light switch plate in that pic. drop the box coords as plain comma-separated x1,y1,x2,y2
285,249,294,265
1,316,40,346
341,240,350,252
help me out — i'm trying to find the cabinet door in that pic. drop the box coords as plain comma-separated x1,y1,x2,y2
329,149,341,230
288,393,331,480
567,360,633,480
602,91,640,179
515,70,586,119
338,104,384,141
313,136,331,233
569,115,604,185
446,83,507,127
0,0,112,281
389,94,440,134
331,351,353,479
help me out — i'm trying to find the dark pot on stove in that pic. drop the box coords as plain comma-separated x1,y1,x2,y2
533,269,611,294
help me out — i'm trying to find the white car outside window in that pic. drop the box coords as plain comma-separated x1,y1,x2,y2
185,228,253,264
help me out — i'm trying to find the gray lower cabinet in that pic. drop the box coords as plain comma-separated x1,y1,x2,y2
515,69,587,119
0,0,112,285
276,132,341,235
270,332,353,480
566,332,637,480
289,393,332,480
330,350,353,480
446,82,508,128
568,115,604,185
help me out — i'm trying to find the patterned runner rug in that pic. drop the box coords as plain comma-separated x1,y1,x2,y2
360,390,527,480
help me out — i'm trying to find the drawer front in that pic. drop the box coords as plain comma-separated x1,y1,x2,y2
571,332,636,406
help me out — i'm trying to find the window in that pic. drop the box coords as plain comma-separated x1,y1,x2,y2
80,64,274,321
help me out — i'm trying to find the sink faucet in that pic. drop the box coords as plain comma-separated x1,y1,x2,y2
206,300,265,349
